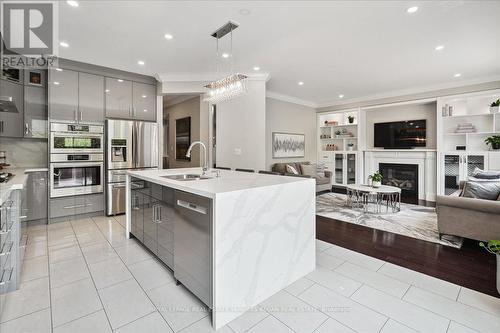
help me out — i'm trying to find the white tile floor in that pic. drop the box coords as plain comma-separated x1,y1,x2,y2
1,215,500,332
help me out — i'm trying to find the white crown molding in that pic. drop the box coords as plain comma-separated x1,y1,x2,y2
266,91,317,108
316,75,500,109
157,72,270,82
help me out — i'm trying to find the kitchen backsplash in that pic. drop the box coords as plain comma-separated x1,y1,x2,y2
0,138,48,168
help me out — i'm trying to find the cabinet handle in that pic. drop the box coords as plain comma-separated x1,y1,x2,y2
63,203,92,209
0,120,3,133
25,122,29,135
155,206,163,224
177,200,207,215
74,109,78,123
80,110,83,123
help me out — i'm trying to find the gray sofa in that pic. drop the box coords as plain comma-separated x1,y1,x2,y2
271,162,332,193
436,186,500,241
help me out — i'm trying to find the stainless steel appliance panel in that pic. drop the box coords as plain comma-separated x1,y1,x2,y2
107,183,126,215
135,121,158,168
50,123,104,154
174,191,213,307
107,120,134,169
50,162,103,198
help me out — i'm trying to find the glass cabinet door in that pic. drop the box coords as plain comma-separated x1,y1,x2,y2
465,155,485,177
334,153,344,184
443,154,460,195
346,154,356,184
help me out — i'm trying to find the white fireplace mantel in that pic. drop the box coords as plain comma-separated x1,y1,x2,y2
364,150,437,202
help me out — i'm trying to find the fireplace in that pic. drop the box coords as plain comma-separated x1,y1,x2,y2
379,163,419,204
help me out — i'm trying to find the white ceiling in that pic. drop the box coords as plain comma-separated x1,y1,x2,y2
58,0,500,106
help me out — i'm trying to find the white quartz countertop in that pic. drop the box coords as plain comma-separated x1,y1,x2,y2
0,168,31,206
127,168,314,198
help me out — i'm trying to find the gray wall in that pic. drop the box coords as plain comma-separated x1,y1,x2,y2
216,80,267,171
365,102,437,149
266,98,317,170
164,96,201,169
0,138,47,168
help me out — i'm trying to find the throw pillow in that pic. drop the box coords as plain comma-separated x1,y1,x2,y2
472,168,500,179
300,164,317,177
286,164,299,175
461,181,500,200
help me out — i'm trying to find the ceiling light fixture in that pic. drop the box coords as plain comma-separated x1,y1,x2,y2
204,21,248,103
221,53,230,58
298,81,304,86
105,89,110,93
141,94,147,98
164,34,173,40
53,82,60,85
338,94,344,98
59,41,69,48
55,68,63,72
67,1,79,7
117,79,124,82
137,60,145,66
435,45,444,51
454,73,462,78
406,6,418,14
253,66,260,71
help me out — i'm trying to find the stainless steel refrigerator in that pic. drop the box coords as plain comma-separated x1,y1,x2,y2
106,119,158,215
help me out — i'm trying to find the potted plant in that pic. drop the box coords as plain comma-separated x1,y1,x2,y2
335,130,341,138
348,115,355,124
485,135,500,150
490,99,500,114
480,240,500,294
369,171,383,187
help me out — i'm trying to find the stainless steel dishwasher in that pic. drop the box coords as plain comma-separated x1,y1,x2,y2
174,190,213,308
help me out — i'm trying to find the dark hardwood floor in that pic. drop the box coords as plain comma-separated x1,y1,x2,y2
316,215,499,298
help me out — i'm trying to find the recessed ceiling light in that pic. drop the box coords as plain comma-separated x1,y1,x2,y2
66,1,79,7
55,68,63,72
59,41,69,48
406,6,419,14
338,94,344,98
253,66,260,71
141,94,147,98
137,60,145,66
117,79,124,82
105,89,110,93
222,53,230,58
53,81,60,85
298,81,304,86
143,109,148,112
435,45,445,51
454,73,462,78
164,34,173,40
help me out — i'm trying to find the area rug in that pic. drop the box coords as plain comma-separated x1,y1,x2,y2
316,192,463,248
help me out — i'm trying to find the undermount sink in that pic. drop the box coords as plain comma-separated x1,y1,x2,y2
161,174,212,181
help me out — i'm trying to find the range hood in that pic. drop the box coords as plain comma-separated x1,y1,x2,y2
0,96,19,113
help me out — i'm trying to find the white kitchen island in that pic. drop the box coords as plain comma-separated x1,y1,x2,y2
126,168,315,329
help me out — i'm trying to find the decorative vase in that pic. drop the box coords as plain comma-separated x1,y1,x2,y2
372,181,381,188
348,146,354,151
497,254,500,294
493,143,500,150
490,106,499,114
348,118,354,124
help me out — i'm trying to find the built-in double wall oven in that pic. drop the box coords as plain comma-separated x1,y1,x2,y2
50,123,104,198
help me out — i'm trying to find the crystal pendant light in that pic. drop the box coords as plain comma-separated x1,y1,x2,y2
203,21,247,103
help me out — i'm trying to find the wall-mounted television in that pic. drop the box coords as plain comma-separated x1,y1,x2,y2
374,119,426,148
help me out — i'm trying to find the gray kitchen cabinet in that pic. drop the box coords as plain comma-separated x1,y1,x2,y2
49,193,104,218
105,77,132,119
79,72,104,123
0,80,24,138
143,195,158,254
132,82,156,121
49,68,79,122
24,171,48,222
130,180,174,270
131,189,144,242
24,86,47,138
